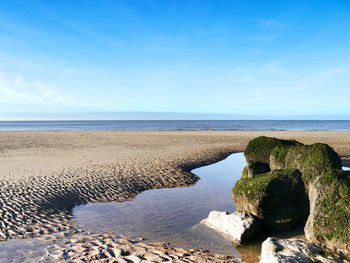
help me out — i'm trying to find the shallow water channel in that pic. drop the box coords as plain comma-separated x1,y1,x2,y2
74,153,245,257
72,153,309,262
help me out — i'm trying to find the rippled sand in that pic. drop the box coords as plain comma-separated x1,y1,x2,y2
0,130,350,262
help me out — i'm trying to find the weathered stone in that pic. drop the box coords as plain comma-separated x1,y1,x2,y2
201,211,261,244
269,144,296,171
305,171,350,257
270,143,342,186
259,237,349,263
232,169,308,231
244,136,301,165
240,136,350,258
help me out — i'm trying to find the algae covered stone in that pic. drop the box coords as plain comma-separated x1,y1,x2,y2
236,136,350,257
232,169,308,231
305,171,350,256
270,143,342,186
269,144,296,170
244,136,301,165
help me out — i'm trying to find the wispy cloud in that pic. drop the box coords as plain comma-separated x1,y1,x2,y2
249,66,350,103
0,53,51,72
293,67,350,91
261,61,285,73
0,72,78,107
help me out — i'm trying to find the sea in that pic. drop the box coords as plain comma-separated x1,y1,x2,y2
0,120,350,131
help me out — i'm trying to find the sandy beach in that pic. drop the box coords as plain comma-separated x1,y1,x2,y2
1,130,350,262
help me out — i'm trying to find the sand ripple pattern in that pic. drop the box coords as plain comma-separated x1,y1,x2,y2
0,145,234,261
0,156,218,239
43,231,238,262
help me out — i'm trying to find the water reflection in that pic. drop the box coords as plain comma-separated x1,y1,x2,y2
74,153,246,256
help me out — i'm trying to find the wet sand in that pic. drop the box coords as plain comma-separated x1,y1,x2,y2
1,130,350,262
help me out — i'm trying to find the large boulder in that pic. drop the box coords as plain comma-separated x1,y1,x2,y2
270,143,342,186
236,136,350,257
200,211,261,244
305,171,350,257
232,169,308,231
259,237,348,263
244,136,302,165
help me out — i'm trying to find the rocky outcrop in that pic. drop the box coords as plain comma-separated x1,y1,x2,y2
233,136,350,258
244,136,302,165
268,139,350,255
259,237,349,263
232,169,308,231
200,211,261,244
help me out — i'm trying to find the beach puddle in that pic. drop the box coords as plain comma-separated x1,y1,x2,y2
73,153,310,262
74,153,245,257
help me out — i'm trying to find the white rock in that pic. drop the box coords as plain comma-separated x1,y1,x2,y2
200,211,260,244
259,237,349,263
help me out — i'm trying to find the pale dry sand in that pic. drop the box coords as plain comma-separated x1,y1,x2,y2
1,130,350,262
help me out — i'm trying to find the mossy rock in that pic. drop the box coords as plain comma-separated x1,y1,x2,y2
232,169,308,231
270,144,295,170
244,136,302,165
242,162,270,178
241,136,350,256
271,143,342,186
305,171,350,256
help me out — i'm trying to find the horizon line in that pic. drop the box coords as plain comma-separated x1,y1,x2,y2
1,119,350,122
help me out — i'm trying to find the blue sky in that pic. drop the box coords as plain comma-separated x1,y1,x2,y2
0,0,350,119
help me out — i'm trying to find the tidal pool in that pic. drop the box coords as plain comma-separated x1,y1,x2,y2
73,153,245,257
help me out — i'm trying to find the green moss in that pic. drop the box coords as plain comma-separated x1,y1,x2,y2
270,142,342,186
232,168,308,230
313,172,350,245
320,171,341,185
242,166,249,178
270,144,294,169
233,169,300,200
272,145,290,164
233,171,278,199
285,143,342,185
241,136,350,248
244,136,302,164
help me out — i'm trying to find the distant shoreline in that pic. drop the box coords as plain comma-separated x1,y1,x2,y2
0,119,350,132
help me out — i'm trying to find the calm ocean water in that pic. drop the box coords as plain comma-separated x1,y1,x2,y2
0,120,350,131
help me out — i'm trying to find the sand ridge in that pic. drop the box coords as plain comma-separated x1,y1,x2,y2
0,131,350,262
